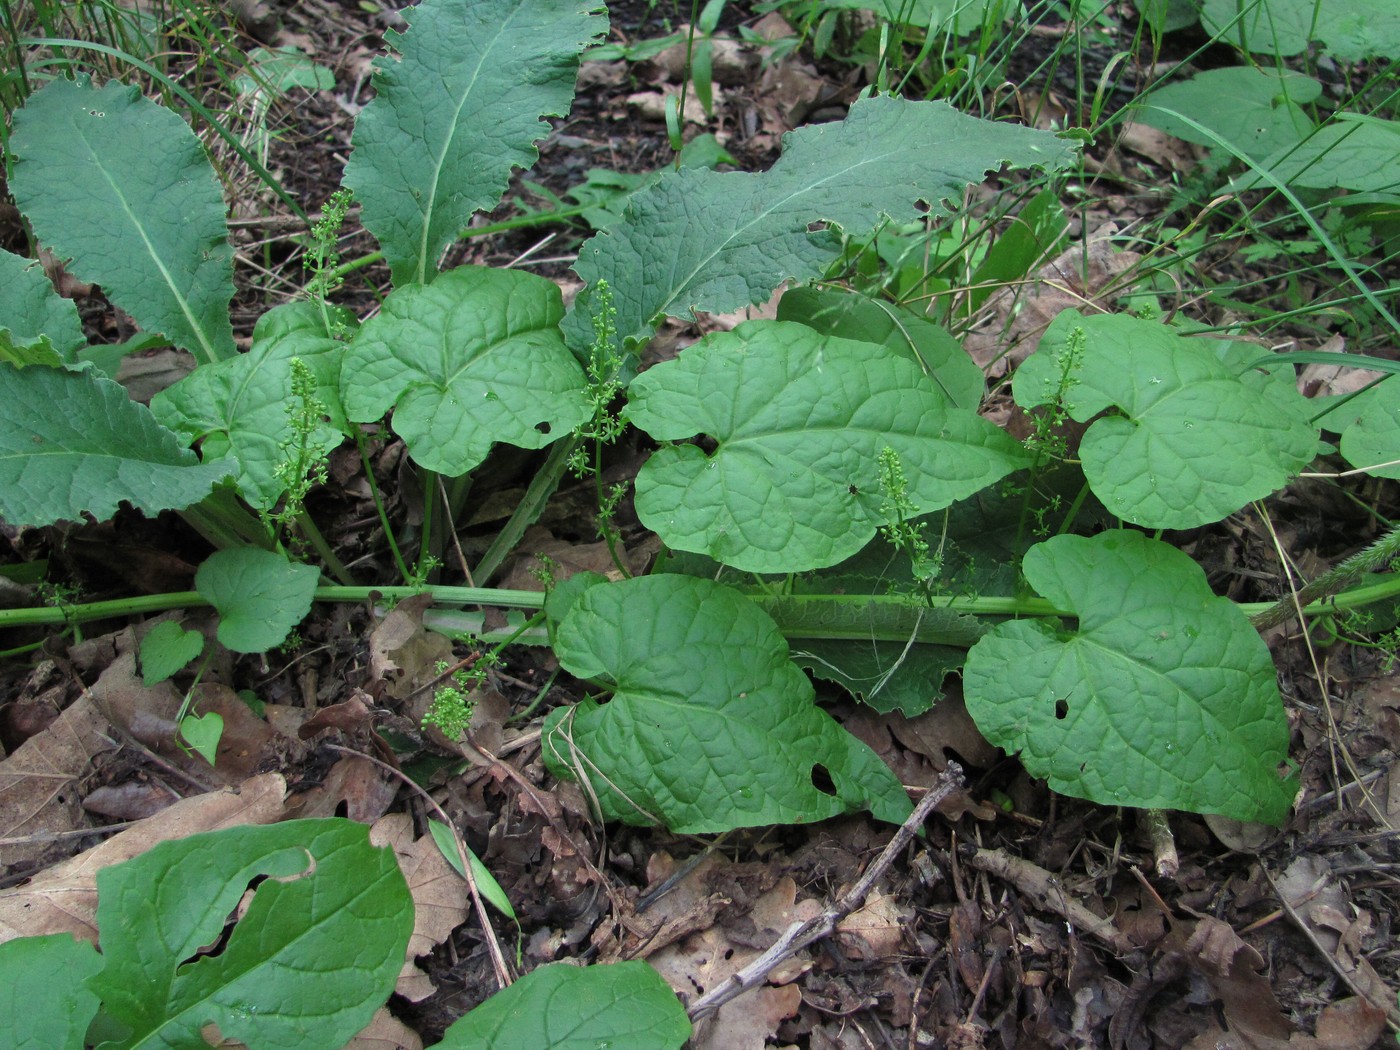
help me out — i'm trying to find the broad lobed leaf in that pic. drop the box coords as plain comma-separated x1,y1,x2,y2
543,574,913,833
964,531,1296,824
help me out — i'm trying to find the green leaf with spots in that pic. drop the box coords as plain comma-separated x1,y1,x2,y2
432,962,690,1049
344,0,606,285
0,247,86,368
542,574,912,833
569,94,1077,351
8,78,235,363
1013,310,1317,529
86,819,412,1050
153,302,352,509
341,265,589,475
964,530,1295,824
628,320,1029,573
195,547,320,653
0,365,234,527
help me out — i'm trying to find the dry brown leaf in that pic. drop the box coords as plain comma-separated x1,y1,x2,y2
1184,917,1294,1040
834,888,905,961
345,1006,424,1050
288,755,398,824
369,594,455,700
0,694,114,868
370,813,471,1002
0,773,286,944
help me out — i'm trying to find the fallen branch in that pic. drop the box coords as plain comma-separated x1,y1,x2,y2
685,763,965,1021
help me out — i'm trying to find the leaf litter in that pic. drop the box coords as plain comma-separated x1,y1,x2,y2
1,1,1399,1047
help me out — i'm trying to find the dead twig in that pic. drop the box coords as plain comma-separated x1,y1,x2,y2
685,763,965,1021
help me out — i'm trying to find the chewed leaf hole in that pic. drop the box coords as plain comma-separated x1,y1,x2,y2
1054,698,1069,720
810,763,836,796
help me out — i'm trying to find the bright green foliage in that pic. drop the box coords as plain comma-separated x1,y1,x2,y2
1232,117,1400,194
0,365,234,527
1014,310,1317,529
629,320,1028,572
195,547,320,653
0,247,86,368
341,265,589,475
179,709,224,765
1138,67,1319,161
570,94,1078,350
432,961,689,1049
428,819,516,918
344,0,607,285
139,620,205,686
776,286,984,409
964,531,1296,825
1317,376,1400,480
81,819,412,1050
0,934,102,1050
153,303,351,508
8,78,235,364
543,575,912,833
1200,0,1400,60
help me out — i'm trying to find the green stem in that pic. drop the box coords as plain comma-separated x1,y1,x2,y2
293,510,353,586
354,425,412,584
181,487,277,551
473,438,578,584
1251,524,1400,630
417,469,437,581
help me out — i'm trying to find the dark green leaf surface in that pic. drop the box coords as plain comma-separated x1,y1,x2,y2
0,365,233,527
543,575,912,833
87,819,412,1050
1014,311,1317,528
1138,67,1319,161
433,961,689,1049
195,547,320,653
1316,375,1400,480
153,302,351,508
964,531,1295,824
571,94,1076,350
9,79,235,362
0,934,102,1050
345,0,606,285
629,321,1029,572
341,266,589,475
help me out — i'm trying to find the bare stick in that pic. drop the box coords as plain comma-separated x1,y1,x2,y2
686,764,965,1021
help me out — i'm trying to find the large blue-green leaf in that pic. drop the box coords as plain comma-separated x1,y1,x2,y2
87,819,412,1050
570,94,1077,351
341,265,589,475
152,302,351,508
1200,0,1400,60
0,934,103,1050
1013,310,1317,529
542,574,913,833
8,78,235,363
0,365,233,527
628,320,1029,573
964,531,1295,824
345,0,606,285
1231,116,1400,194
0,247,86,369
1136,67,1319,162
432,962,690,1049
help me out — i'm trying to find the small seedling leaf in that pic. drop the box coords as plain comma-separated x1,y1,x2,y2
543,574,912,833
341,265,589,474
180,711,224,766
8,78,235,363
431,961,690,1049
570,93,1077,350
629,321,1029,572
345,0,606,285
140,620,205,686
428,818,516,919
0,934,103,1050
964,530,1295,824
86,819,413,1050
0,365,234,527
1014,310,1317,528
195,547,320,653
153,302,352,508
0,247,86,367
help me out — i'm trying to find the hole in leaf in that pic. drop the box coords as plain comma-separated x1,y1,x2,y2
1054,698,1069,720
810,763,836,796
535,421,551,435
